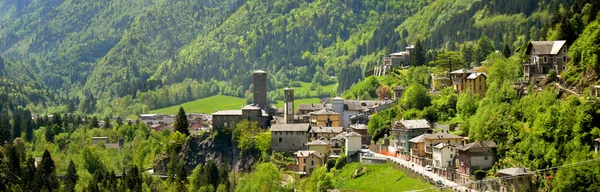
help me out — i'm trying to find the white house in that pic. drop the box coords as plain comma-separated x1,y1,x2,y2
432,143,456,173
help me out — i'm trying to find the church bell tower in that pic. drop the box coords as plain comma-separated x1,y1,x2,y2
284,87,294,124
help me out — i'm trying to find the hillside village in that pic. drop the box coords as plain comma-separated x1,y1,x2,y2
122,37,600,191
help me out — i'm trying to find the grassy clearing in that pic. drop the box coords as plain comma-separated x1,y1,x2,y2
148,95,246,115
334,163,434,192
145,81,335,116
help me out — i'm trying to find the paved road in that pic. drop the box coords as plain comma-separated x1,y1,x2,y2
371,152,474,192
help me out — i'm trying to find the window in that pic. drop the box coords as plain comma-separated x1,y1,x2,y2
304,158,306,163
279,138,282,142
479,85,482,90
544,57,547,63
553,57,556,63
563,57,567,63
311,160,314,166
450,154,453,158
484,157,488,160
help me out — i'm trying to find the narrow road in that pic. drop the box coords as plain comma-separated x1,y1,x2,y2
371,152,474,192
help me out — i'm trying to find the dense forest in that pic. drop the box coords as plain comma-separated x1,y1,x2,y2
2,0,598,116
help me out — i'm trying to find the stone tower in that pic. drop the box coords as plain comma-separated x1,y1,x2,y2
284,87,294,124
253,70,268,108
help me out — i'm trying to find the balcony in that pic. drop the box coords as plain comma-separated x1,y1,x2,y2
425,146,432,153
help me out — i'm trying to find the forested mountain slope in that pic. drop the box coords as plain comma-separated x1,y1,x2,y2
2,0,599,115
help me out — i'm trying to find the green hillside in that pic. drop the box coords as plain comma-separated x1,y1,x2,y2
2,0,600,117
334,163,434,192
148,95,245,115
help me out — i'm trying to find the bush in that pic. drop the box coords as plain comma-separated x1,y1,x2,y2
335,155,347,170
474,170,487,180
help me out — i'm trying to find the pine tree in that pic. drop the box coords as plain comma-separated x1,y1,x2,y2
6,144,22,186
116,116,123,126
103,116,111,129
23,109,33,142
36,150,59,191
502,43,512,58
173,107,189,136
1,104,12,143
12,111,21,139
64,160,79,192
23,156,37,191
412,39,426,66
90,116,99,128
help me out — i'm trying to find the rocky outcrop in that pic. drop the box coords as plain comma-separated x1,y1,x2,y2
153,133,259,174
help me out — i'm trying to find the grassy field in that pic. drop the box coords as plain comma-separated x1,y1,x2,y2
148,95,246,115
334,163,434,192
145,81,336,117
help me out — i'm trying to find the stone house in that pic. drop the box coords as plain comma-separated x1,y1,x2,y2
270,124,311,152
450,68,488,96
308,126,344,141
456,140,498,184
496,167,533,192
296,150,325,175
523,40,569,81
298,103,331,115
212,104,270,130
391,119,431,159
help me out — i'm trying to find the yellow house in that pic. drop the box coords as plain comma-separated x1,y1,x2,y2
309,109,340,127
306,140,332,155
450,68,487,97
296,150,325,175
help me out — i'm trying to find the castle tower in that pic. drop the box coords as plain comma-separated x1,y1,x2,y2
284,87,294,124
253,70,268,108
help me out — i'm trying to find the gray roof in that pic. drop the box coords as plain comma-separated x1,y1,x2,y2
270,124,311,132
497,168,531,176
433,142,455,149
424,132,463,140
393,86,406,90
298,103,330,110
526,40,567,55
457,140,497,151
466,72,487,79
306,140,331,145
212,110,242,116
332,134,345,140
450,68,476,74
345,131,362,137
242,105,261,110
397,119,430,129
309,126,344,133
409,134,426,143
344,100,381,111
350,124,368,130
310,109,339,115
295,150,324,158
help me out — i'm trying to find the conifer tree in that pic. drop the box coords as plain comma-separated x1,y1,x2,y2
23,156,36,191
502,43,512,58
90,116,99,128
6,144,22,186
103,116,111,128
1,104,12,143
65,160,79,192
36,150,59,191
173,107,189,136
23,109,34,142
413,39,426,66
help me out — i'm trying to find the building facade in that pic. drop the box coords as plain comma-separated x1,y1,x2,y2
308,126,344,141
457,140,498,184
523,40,569,81
296,151,325,175
309,109,340,127
450,68,488,96
284,87,294,124
211,105,270,130
270,124,311,152
391,119,431,159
